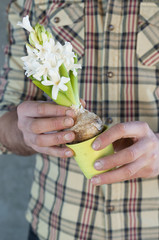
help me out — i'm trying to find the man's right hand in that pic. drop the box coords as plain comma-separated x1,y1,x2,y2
17,101,76,158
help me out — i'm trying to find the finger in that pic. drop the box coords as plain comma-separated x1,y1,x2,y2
134,153,159,178
91,155,148,185
80,99,86,108
30,116,74,134
17,101,76,118
94,136,153,170
32,144,74,158
29,131,75,147
92,121,152,150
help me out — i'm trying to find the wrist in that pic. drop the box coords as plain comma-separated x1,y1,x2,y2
0,110,36,156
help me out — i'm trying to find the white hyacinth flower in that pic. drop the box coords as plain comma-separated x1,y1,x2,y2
18,15,81,105
17,15,34,33
42,71,70,100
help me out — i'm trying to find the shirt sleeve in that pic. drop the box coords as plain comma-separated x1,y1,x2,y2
0,0,43,154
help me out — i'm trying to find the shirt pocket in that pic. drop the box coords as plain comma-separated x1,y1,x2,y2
34,2,85,60
137,2,159,67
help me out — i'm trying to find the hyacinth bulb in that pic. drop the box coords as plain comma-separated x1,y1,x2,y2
68,106,104,144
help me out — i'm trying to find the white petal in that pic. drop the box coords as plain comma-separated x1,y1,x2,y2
17,15,34,32
56,59,63,68
59,82,68,92
21,56,29,62
61,77,70,84
74,63,82,69
30,32,39,45
73,69,77,77
52,85,59,100
35,43,42,51
26,44,35,55
41,32,48,43
33,73,42,81
55,42,63,54
41,80,53,86
64,42,73,52
48,70,61,84
43,75,48,82
49,38,55,48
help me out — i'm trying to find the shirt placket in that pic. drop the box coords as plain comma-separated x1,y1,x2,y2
102,0,123,236
102,0,123,126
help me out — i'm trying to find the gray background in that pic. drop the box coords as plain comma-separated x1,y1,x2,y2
0,1,36,239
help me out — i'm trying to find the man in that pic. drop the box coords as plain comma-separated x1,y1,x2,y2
0,0,159,239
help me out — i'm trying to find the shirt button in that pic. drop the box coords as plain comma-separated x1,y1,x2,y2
107,205,115,212
54,17,60,23
108,24,114,31
106,71,114,78
106,117,113,124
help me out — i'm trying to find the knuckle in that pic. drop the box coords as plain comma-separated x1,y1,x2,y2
126,148,135,162
125,166,135,178
116,123,126,135
37,103,46,116
48,147,65,158
152,166,159,176
151,152,158,161
17,120,23,131
108,157,116,168
54,105,68,116
30,121,40,134
49,118,59,131
151,137,158,149
35,135,44,147
54,106,62,116
141,122,149,133
47,147,55,156
147,165,154,175
44,146,54,156
54,134,63,145
17,103,25,117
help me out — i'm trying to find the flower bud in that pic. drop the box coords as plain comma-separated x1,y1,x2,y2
46,31,53,40
34,23,53,45
29,32,39,47
34,23,41,33
37,26,45,43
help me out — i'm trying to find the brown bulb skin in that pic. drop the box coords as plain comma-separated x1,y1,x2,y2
68,106,104,144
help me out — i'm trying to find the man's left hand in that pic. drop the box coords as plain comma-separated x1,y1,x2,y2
91,121,159,185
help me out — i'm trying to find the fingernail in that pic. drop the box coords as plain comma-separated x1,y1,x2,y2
65,150,73,157
66,109,76,118
64,118,74,127
91,176,101,185
92,140,101,150
64,132,74,141
94,161,103,170
80,99,86,108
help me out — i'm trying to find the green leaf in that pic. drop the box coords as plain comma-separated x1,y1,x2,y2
69,70,80,106
30,77,72,107
59,64,77,105
69,54,80,106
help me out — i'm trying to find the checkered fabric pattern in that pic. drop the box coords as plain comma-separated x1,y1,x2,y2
1,0,159,239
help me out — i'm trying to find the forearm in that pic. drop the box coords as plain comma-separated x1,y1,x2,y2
0,109,36,156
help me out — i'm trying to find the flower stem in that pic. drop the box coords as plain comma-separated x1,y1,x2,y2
69,70,80,107
59,64,77,106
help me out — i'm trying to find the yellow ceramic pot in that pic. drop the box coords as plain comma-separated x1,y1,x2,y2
66,126,114,179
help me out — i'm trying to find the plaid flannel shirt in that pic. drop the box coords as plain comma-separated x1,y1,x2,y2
1,0,159,239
